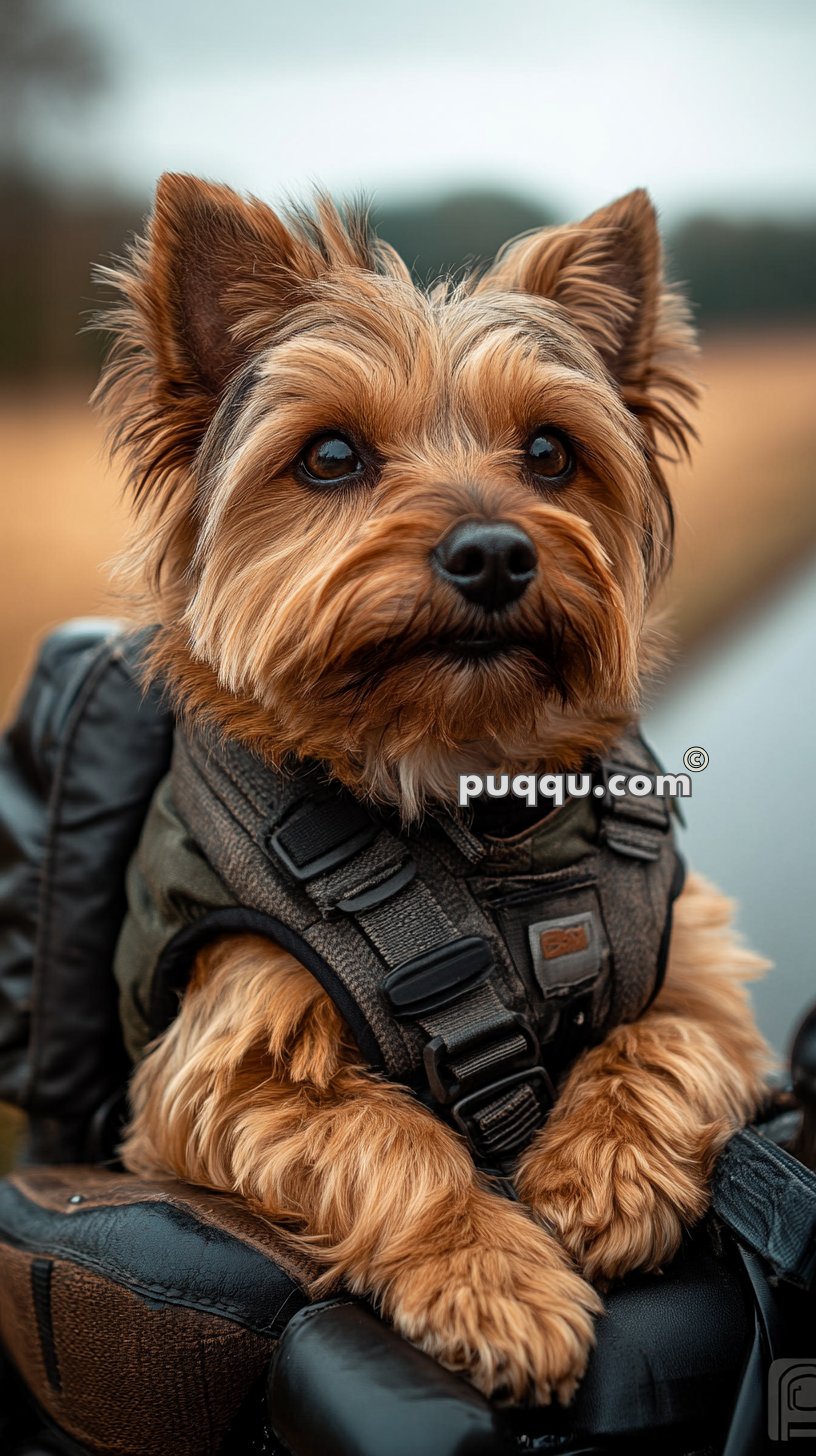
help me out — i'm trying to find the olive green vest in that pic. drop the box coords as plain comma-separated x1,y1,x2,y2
115,726,682,1170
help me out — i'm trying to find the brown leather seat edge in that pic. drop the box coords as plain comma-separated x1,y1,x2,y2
0,1166,320,1456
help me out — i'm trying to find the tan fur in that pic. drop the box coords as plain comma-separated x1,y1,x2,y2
515,872,772,1283
123,935,600,1403
103,175,769,1401
95,176,696,812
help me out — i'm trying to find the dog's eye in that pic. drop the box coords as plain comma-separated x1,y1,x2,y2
299,434,365,484
525,429,575,484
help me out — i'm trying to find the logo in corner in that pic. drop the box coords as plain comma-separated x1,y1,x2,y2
769,1359,816,1442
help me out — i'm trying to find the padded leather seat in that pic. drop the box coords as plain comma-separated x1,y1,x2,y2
514,1229,751,1446
0,1166,318,1456
268,1234,751,1456
0,1167,752,1456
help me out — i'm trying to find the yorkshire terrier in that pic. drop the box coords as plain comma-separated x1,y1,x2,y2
98,175,771,1404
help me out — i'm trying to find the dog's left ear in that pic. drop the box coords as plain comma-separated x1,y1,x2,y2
478,189,699,469
478,189,672,389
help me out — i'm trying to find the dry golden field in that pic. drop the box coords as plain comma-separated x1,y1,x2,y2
662,332,816,650
2,332,815,724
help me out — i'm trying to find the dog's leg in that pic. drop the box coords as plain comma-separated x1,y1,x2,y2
515,872,772,1282
122,933,601,1403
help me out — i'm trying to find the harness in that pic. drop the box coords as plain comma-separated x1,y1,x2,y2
116,722,683,1172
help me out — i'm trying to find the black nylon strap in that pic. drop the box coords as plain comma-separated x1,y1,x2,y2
598,745,671,862
273,793,375,873
593,737,681,1026
448,1026,529,1086
270,790,418,916
711,1127,816,1290
358,877,458,960
418,982,530,1095
268,780,552,1166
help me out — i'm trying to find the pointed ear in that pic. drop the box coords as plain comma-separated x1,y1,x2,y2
477,189,668,388
139,172,312,395
95,175,403,524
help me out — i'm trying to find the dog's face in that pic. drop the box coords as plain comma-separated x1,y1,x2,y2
99,176,697,811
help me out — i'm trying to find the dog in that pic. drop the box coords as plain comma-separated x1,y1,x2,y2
97,174,771,1404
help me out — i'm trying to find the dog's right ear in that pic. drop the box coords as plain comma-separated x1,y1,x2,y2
95,174,396,561
121,173,313,397
96,174,396,458
94,174,322,568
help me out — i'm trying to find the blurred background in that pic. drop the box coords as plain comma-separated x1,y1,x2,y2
1,0,815,1165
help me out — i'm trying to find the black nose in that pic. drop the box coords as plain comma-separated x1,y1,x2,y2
433,521,537,611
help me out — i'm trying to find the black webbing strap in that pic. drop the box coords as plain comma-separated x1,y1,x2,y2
270,792,377,876
268,784,552,1168
711,1127,816,1291
268,790,417,913
597,747,671,862
594,738,680,1026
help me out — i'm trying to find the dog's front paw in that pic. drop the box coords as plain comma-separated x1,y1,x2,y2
517,1126,712,1284
382,1208,601,1404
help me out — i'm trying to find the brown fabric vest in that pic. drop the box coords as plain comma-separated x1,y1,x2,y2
115,725,683,1171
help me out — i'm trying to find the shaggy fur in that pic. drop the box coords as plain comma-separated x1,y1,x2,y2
102,175,772,1403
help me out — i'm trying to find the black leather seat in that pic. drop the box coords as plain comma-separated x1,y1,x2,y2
514,1229,752,1447
0,1167,756,1456
268,1229,752,1456
0,1167,313,1456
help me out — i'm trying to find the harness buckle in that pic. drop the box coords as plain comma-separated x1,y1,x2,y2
268,797,379,882
422,1010,540,1106
384,936,495,1020
451,1067,554,1164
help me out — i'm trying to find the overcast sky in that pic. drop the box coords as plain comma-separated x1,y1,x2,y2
41,0,816,220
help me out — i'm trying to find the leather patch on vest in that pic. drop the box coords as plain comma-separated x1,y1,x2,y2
528,911,602,996
539,923,589,960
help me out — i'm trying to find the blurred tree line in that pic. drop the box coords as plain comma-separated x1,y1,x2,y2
374,194,816,330
1,0,814,380
4,180,814,380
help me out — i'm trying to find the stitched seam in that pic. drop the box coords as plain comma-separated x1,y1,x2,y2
286,1297,356,1330
0,1229,305,1336
8,1182,322,1286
